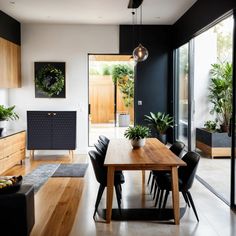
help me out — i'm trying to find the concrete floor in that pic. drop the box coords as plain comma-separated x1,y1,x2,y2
69,161,236,236
196,154,231,202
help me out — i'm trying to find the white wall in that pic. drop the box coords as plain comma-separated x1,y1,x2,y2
9,23,119,154
0,89,8,106
194,30,217,128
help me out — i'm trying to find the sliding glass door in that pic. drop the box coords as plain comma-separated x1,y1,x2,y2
231,10,236,209
175,43,189,148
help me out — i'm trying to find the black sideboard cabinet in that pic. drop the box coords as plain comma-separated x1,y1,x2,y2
27,111,76,157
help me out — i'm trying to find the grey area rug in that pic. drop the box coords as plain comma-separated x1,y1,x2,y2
22,164,60,193
52,163,88,177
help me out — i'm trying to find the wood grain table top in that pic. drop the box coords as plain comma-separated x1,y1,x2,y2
104,138,186,168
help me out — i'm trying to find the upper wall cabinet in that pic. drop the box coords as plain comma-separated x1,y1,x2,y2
0,37,21,88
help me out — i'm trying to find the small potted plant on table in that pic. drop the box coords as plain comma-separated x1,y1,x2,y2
124,125,150,148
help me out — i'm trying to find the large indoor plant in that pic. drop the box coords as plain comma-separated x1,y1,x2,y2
144,112,173,144
112,64,134,127
0,105,19,135
208,62,232,132
124,125,150,148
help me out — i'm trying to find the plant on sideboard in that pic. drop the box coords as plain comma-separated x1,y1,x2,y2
0,105,19,121
0,105,19,135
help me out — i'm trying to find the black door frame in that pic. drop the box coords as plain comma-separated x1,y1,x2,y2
230,9,236,209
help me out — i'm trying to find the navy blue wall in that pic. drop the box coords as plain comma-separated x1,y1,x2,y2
0,10,20,45
173,0,236,48
120,25,172,126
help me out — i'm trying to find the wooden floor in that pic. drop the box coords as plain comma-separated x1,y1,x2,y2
4,155,86,236
3,154,236,236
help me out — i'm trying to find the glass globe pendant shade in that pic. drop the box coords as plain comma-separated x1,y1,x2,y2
133,43,149,62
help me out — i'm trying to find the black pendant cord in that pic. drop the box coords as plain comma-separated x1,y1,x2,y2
139,5,142,44
132,11,135,52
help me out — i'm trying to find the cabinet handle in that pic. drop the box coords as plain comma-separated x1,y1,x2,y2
53,113,57,116
48,113,51,116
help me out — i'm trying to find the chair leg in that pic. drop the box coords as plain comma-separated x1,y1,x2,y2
186,191,199,222
182,191,190,207
93,185,105,220
158,190,164,209
150,175,155,194
115,185,122,215
153,181,158,200
147,171,152,185
162,190,169,209
154,188,160,207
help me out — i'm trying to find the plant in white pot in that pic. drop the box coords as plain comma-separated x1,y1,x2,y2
112,64,134,127
124,125,150,148
0,105,19,135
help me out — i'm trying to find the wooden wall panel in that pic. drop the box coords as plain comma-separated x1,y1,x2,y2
0,37,21,88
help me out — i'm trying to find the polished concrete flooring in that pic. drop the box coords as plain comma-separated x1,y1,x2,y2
197,154,230,202
69,155,236,236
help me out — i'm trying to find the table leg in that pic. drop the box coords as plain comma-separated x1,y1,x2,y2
106,166,115,223
171,167,180,225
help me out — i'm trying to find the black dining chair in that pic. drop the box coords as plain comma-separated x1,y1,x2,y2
94,142,106,158
89,150,125,220
149,141,185,197
99,135,110,146
155,151,200,221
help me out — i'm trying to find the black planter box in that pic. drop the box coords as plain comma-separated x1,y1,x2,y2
196,128,231,158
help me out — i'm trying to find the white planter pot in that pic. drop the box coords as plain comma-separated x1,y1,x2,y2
131,138,146,148
118,114,130,127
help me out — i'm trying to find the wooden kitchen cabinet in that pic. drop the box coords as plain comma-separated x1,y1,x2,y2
0,37,21,88
0,130,26,174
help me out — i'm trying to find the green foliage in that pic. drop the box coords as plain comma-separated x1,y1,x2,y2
0,105,19,121
204,120,218,132
89,68,100,75
208,62,232,127
35,64,65,97
144,112,173,134
102,64,112,75
124,125,150,140
112,64,134,109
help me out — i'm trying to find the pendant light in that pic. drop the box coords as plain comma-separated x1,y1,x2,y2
133,5,148,62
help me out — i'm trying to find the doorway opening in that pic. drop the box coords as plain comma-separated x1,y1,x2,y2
88,54,134,146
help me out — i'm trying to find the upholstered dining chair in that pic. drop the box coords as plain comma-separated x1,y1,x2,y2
99,135,110,146
155,151,200,221
149,141,185,197
89,150,125,220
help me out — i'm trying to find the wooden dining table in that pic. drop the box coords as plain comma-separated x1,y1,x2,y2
104,138,186,224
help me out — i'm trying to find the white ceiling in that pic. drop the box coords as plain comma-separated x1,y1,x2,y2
0,0,197,25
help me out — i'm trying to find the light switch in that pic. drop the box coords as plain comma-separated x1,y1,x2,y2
138,100,142,106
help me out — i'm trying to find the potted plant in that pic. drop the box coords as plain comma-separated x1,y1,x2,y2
124,125,150,148
112,64,134,127
208,62,232,132
144,112,173,144
195,62,232,158
0,105,19,135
